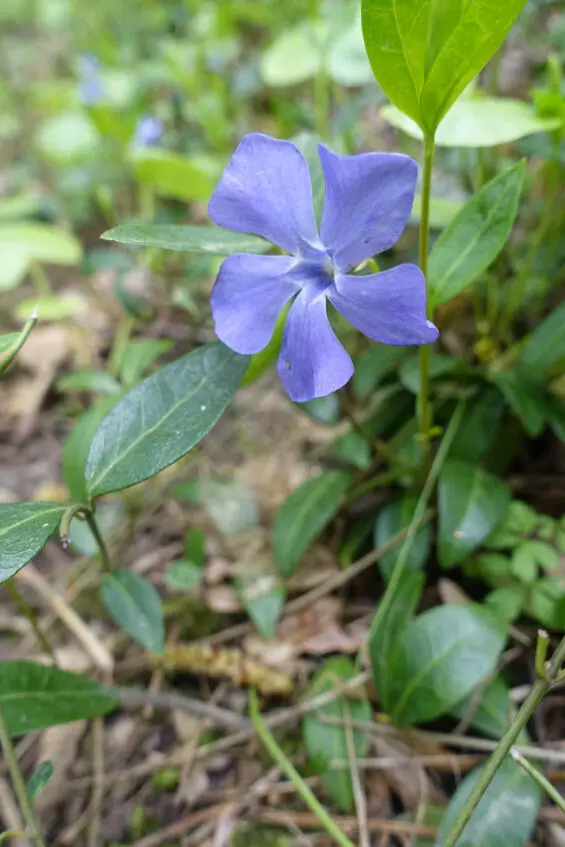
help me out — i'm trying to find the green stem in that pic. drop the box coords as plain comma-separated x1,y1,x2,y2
417,133,436,472
5,581,56,661
511,749,565,813
84,511,112,571
0,710,45,846
441,633,565,847
0,310,38,377
249,689,356,847
107,313,135,378
365,401,464,652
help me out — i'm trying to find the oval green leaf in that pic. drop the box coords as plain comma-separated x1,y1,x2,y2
374,495,431,581
85,344,249,498
303,656,372,812
260,23,324,87
0,661,117,735
382,97,560,147
362,0,528,134
131,149,214,203
0,502,66,583
436,759,541,847
521,301,565,374
386,604,505,725
62,397,120,503
438,460,511,568
429,162,524,308
0,224,83,290
100,569,164,655
101,223,270,255
273,470,352,577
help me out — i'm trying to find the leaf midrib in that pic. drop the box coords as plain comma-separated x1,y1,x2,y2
0,505,64,542
87,353,230,496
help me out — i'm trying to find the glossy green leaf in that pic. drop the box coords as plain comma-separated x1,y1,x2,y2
85,344,248,498
273,471,352,577
0,224,82,290
374,495,432,581
330,433,371,470
448,387,506,462
118,339,173,388
382,97,560,147
490,370,548,437
100,569,164,655
0,661,117,735
429,163,524,308
27,761,53,804
303,657,372,812
362,0,528,134
438,460,511,567
385,605,505,725
370,572,424,707
486,585,526,623
521,301,565,374
62,397,120,503
452,676,515,740
131,149,214,202
236,566,285,639
0,502,66,583
102,223,270,255
436,759,541,847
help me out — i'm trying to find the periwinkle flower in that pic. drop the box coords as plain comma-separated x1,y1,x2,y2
209,133,438,402
132,116,164,150
78,53,103,106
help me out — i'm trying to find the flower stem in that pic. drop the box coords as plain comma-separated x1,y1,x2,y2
249,689,356,847
0,709,45,846
417,133,436,472
441,631,565,847
511,748,565,812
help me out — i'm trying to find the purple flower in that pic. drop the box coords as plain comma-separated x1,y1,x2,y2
209,133,438,402
78,53,103,105
132,116,164,149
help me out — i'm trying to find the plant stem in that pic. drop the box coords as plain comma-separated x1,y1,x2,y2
511,748,565,813
5,580,56,661
441,633,565,847
417,133,436,472
249,689,356,847
84,511,112,571
0,710,45,847
365,400,464,651
107,313,135,378
0,310,37,377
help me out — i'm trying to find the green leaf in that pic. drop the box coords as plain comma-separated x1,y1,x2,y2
0,224,83,290
235,566,285,639
27,761,53,804
385,605,505,725
260,22,325,87
399,354,461,394
448,387,506,463
485,585,526,623
328,18,373,86
353,346,410,398
57,370,122,395
521,301,565,374
0,502,66,583
330,433,371,470
436,759,541,847
438,460,511,567
273,471,352,577
118,339,173,388
164,560,202,592
381,97,560,147
452,676,516,739
527,578,565,630
36,111,99,163
429,163,525,308
85,344,248,498
62,397,120,503
410,193,465,229
241,305,288,387
0,661,117,735
100,569,164,655
490,370,548,437
512,540,558,583
131,149,214,202
370,572,424,707
362,0,528,134
374,495,432,581
303,657,372,812
101,223,270,255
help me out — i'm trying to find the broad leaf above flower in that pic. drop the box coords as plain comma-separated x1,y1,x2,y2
209,133,438,402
